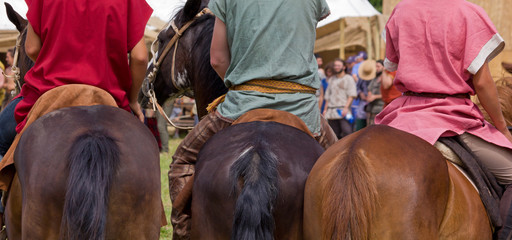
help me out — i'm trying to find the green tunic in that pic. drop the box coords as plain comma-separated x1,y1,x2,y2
208,0,330,134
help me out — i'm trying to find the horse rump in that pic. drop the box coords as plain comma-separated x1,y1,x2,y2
192,121,323,240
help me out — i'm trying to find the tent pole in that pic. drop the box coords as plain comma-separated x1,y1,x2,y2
339,18,345,59
366,17,373,60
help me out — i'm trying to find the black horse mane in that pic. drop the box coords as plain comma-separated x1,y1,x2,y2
171,5,228,104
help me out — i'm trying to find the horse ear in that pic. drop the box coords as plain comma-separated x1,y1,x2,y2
182,0,202,21
5,2,28,32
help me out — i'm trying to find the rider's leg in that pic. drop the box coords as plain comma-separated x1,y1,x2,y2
459,133,512,240
169,111,233,240
0,97,21,229
0,97,21,160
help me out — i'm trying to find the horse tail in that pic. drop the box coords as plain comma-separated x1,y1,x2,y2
60,130,120,240
323,146,378,240
229,142,279,240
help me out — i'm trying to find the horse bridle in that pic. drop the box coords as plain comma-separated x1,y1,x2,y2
2,33,23,95
142,8,212,100
142,8,212,130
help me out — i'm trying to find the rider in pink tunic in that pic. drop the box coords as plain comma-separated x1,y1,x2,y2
375,0,512,237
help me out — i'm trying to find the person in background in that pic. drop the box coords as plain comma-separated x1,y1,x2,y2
351,51,367,82
0,62,5,108
380,69,401,107
351,51,368,131
315,53,326,79
4,49,13,77
144,109,162,151
345,55,356,75
318,61,334,113
323,58,356,138
2,49,16,110
376,0,512,238
157,99,175,153
365,60,385,125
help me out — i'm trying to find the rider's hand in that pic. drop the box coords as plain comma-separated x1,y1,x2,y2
130,101,144,123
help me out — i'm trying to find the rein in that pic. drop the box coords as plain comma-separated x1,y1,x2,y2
2,33,22,95
142,8,212,130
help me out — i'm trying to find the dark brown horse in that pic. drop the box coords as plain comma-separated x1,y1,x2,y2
138,0,324,238
4,4,162,239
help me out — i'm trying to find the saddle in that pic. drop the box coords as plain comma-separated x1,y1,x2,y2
435,137,503,228
0,84,118,192
233,109,315,138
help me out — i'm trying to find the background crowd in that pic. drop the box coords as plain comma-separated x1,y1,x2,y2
316,51,401,139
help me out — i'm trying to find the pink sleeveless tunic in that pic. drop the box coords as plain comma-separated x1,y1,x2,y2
375,0,511,149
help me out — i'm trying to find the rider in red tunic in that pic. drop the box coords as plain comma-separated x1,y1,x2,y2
16,0,153,132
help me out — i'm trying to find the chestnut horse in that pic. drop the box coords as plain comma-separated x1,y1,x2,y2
138,0,324,238
4,4,162,239
303,79,512,239
303,125,491,239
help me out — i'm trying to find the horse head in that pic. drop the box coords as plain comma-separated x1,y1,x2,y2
5,2,33,88
139,0,227,118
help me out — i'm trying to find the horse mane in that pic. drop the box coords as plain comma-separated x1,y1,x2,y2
322,140,378,240
171,4,227,102
475,77,512,127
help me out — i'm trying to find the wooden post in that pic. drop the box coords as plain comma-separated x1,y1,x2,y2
366,17,373,60
339,18,346,59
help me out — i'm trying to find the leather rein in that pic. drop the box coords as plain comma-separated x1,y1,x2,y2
2,33,22,95
142,8,212,130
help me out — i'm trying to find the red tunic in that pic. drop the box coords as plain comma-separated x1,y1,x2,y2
16,0,152,132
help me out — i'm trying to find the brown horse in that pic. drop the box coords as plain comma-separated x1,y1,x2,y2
4,4,162,239
138,0,325,238
304,125,491,239
303,80,512,239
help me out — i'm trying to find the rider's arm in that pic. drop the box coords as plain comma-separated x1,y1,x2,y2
210,17,230,80
473,61,512,143
25,23,41,62
381,71,393,89
129,38,148,122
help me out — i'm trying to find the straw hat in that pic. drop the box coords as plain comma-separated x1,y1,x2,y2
358,60,377,81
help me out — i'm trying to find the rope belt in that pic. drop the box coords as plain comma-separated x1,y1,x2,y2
403,91,470,99
206,79,317,113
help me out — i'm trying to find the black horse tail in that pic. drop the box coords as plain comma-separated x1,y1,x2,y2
60,130,120,240
229,142,279,240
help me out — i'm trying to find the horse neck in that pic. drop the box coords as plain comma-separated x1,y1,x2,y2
191,73,226,118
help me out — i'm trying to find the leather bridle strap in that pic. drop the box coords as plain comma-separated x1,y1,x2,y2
144,8,212,97
143,8,212,130
2,33,22,95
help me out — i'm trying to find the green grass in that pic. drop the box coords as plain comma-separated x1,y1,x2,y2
159,136,184,239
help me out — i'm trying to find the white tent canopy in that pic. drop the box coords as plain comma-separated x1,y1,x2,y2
315,0,384,61
319,0,381,27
